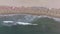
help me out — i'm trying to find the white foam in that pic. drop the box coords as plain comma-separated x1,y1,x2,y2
3,21,14,23
16,22,38,25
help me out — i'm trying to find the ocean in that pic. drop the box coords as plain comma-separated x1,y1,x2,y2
0,14,60,34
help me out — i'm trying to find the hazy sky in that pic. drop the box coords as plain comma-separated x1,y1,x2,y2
0,0,60,8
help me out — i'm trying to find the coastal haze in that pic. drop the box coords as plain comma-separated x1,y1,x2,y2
0,0,60,8
0,0,48,7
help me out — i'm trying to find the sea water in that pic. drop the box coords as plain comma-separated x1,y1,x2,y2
0,14,60,34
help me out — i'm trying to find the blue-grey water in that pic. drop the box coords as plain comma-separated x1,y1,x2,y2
0,14,60,34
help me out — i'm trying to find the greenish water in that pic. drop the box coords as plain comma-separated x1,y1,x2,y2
0,15,60,34
0,25,57,34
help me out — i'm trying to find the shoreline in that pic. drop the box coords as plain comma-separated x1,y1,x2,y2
0,13,59,18
0,14,60,22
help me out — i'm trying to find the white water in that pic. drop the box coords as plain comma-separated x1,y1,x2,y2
2,21,38,26
1,14,60,26
38,15,60,22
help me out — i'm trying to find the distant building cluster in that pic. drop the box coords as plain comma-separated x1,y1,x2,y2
0,6,60,17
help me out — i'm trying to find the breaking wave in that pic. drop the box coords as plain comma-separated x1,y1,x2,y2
0,14,60,26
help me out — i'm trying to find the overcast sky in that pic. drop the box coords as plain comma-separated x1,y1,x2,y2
0,0,60,8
